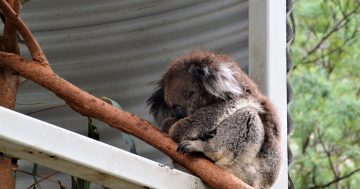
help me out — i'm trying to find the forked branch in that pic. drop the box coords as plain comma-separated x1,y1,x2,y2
0,0,47,63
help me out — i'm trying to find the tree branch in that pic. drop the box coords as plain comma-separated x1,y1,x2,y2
308,168,360,189
305,3,360,56
25,104,68,115
0,0,47,63
318,133,339,179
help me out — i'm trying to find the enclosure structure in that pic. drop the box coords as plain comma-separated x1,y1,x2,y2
0,0,293,188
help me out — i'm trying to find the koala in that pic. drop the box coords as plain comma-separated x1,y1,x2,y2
147,50,281,189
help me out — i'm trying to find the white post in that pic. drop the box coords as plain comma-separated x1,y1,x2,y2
249,0,288,188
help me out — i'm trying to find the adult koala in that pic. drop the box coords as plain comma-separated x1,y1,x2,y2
147,50,281,189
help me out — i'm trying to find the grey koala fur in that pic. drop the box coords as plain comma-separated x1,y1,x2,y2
147,50,281,189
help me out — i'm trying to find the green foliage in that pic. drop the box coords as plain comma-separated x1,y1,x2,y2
31,163,40,189
101,97,137,154
290,0,360,188
71,176,91,189
70,117,99,189
87,117,100,141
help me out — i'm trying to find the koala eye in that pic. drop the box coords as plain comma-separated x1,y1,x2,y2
172,105,187,119
186,91,195,99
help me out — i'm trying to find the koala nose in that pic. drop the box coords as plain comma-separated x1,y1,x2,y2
172,105,187,119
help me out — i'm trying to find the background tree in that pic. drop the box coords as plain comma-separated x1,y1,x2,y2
290,0,360,188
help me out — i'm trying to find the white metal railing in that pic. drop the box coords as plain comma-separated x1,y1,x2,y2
0,107,207,189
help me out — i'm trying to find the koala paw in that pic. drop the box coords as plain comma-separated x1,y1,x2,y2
176,140,204,154
198,129,217,141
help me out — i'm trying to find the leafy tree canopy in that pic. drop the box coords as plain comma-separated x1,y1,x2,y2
290,0,360,188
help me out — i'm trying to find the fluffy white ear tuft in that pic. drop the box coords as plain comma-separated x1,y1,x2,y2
189,62,243,99
203,63,243,99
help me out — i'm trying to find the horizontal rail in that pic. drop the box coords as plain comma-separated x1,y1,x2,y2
0,107,207,189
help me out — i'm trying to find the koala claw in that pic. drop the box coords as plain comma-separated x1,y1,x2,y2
176,140,203,154
199,129,217,141
176,143,191,154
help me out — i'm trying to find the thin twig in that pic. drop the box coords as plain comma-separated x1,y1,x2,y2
303,24,358,64
25,104,68,115
306,4,360,56
16,102,43,105
316,129,339,179
303,47,342,64
27,171,61,189
308,168,360,189
16,170,68,189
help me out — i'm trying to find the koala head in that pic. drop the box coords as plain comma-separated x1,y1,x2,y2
147,50,255,125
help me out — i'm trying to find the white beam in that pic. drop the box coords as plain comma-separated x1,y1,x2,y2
249,0,288,188
0,107,207,189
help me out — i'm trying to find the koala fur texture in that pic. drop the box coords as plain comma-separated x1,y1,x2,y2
147,50,281,189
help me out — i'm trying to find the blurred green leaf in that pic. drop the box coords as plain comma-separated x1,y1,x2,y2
31,164,40,189
101,96,122,109
101,96,137,154
58,181,66,189
71,176,91,189
87,117,100,141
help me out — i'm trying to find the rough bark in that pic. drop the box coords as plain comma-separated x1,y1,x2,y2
0,1,253,188
0,1,20,189
0,155,16,189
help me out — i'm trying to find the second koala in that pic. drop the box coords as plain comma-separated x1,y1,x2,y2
147,50,281,189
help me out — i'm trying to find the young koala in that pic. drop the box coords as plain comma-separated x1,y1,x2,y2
147,50,281,189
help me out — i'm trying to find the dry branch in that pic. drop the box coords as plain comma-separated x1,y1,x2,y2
0,0,47,63
0,1,253,188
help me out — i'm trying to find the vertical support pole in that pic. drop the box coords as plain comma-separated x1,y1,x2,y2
0,1,20,188
249,0,288,188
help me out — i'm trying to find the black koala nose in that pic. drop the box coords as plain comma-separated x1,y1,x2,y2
172,105,187,119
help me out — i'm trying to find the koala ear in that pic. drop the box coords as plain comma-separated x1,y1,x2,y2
189,63,243,99
146,81,172,125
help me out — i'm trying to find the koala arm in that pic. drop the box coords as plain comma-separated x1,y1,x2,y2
168,100,233,142
160,117,177,133
168,97,264,143
177,107,265,162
